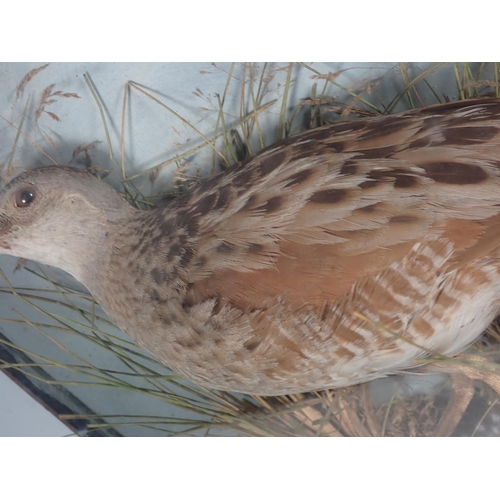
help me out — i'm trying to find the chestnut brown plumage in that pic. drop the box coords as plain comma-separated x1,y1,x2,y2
2,99,500,433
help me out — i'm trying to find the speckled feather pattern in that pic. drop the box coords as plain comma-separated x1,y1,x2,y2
3,99,500,395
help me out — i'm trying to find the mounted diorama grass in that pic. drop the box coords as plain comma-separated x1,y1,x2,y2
1,62,500,436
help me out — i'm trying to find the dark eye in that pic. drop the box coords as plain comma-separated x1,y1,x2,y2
15,189,36,208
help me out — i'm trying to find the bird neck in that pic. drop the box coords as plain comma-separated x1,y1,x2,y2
10,198,137,290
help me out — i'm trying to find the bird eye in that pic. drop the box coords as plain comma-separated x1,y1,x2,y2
15,189,36,208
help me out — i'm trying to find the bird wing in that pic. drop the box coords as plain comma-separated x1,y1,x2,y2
183,99,500,311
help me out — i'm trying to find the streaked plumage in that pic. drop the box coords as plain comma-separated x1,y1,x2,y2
1,98,500,402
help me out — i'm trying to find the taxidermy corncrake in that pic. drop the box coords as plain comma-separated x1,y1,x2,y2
2,98,500,435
